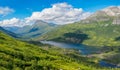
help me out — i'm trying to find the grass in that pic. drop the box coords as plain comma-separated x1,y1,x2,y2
1,31,120,70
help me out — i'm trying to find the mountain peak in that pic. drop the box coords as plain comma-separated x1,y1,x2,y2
81,6,120,24
34,20,48,24
33,20,57,27
102,6,120,16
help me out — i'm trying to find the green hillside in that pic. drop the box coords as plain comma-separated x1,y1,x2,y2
0,31,104,70
35,20,120,66
38,20,120,47
37,6,120,48
1,30,120,70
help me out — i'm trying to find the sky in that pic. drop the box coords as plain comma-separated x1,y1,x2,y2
0,0,120,27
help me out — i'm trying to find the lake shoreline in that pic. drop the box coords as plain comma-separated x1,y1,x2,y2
40,40,120,68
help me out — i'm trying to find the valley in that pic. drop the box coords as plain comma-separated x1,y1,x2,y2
1,31,119,70
4,20,57,40
0,2,120,70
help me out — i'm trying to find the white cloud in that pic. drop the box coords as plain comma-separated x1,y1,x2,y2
0,3,91,27
26,3,91,24
0,6,14,16
0,18,28,27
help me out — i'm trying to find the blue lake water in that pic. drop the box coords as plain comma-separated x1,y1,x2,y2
40,41,120,68
40,41,98,55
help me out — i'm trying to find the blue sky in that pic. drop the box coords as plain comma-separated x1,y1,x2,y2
0,0,119,19
0,0,120,26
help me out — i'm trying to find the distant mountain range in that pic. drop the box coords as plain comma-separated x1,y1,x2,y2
2,6,120,40
4,20,57,40
0,26,19,38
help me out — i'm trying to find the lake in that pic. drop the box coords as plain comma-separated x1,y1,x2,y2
40,41,98,55
40,41,120,68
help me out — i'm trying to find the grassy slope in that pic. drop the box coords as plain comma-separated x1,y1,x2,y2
1,31,120,70
37,21,120,47
36,21,120,65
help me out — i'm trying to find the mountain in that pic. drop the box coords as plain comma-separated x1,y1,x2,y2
4,26,21,33
1,6,120,70
102,6,120,16
37,21,120,47
34,6,120,65
4,20,57,40
0,26,19,38
36,6,120,46
81,6,120,24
